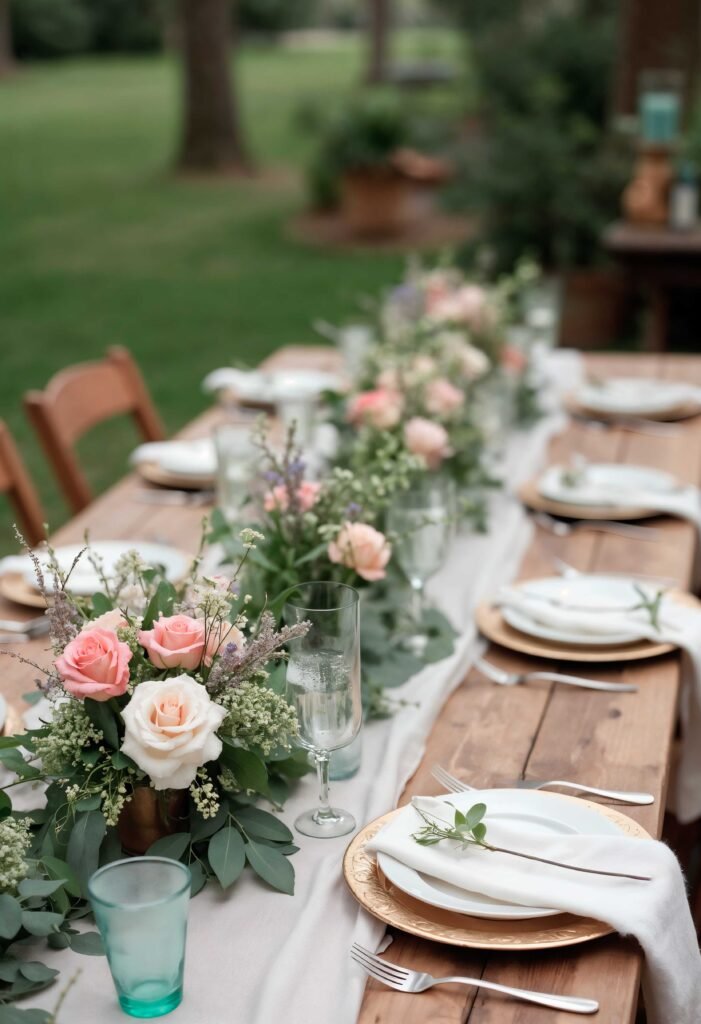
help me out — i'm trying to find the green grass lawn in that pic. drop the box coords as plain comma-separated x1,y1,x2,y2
0,28,466,552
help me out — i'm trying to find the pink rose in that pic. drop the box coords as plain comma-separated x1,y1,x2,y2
264,480,321,513
56,628,132,701
501,344,528,374
139,614,206,671
82,609,128,633
424,378,465,416
347,389,403,430
429,285,494,331
203,621,246,667
328,522,391,582
404,417,452,469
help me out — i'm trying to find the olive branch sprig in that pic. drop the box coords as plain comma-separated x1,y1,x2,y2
631,585,665,631
412,803,651,882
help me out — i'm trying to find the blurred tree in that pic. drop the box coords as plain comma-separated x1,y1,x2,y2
177,0,250,173
366,0,391,83
0,0,13,75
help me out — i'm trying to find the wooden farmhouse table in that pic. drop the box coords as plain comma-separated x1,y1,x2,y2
2,349,701,1024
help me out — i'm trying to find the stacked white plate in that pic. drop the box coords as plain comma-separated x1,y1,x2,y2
130,439,217,479
575,377,701,417
538,463,680,508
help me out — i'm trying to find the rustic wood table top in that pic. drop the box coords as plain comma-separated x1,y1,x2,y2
1,348,699,1023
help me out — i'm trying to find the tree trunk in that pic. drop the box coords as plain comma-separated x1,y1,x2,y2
0,0,14,78
177,0,251,174
366,0,391,84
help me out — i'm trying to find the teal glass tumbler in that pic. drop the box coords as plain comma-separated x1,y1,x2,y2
88,857,191,1019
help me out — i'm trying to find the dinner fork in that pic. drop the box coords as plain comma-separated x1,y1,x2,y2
431,764,654,805
350,944,599,1014
475,656,638,693
533,511,661,541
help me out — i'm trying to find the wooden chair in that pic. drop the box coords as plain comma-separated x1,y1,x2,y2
24,346,165,513
0,420,45,546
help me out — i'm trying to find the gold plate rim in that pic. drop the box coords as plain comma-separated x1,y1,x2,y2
474,600,675,663
343,797,650,951
138,461,215,492
518,479,658,522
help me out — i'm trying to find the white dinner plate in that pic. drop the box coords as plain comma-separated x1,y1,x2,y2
378,789,623,920
21,541,190,597
538,462,678,507
501,575,652,646
576,377,696,416
156,440,216,478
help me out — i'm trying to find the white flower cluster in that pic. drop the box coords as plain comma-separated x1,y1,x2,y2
217,681,298,756
189,769,220,819
239,528,264,551
34,700,105,776
0,816,31,893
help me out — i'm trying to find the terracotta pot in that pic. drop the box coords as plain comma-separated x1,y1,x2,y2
117,787,189,856
340,167,410,238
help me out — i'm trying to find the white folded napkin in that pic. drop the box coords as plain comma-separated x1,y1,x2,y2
202,367,270,400
368,794,701,1024
129,439,216,477
540,474,701,531
499,586,701,823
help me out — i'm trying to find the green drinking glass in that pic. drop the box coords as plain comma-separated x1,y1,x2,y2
88,857,191,1019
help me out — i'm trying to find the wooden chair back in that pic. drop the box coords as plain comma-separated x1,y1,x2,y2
24,346,165,513
0,420,45,546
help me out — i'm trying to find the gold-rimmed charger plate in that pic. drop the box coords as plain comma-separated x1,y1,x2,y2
474,600,677,663
137,462,215,492
343,799,649,950
0,573,50,609
566,393,701,424
518,478,659,522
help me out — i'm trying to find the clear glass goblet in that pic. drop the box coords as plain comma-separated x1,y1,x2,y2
387,475,455,655
284,581,361,838
213,423,257,524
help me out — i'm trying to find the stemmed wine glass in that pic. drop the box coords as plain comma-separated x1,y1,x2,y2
387,475,455,655
284,582,361,838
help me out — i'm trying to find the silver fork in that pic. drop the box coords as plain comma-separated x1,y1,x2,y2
533,510,660,541
350,944,598,1014
431,764,653,805
475,656,638,693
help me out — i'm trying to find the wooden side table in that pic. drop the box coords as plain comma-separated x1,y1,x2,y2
604,221,701,350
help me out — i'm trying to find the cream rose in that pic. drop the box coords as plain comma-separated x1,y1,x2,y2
120,675,226,790
403,417,452,469
138,614,206,671
55,628,132,701
424,378,465,416
328,522,391,582
347,389,403,431
82,609,128,633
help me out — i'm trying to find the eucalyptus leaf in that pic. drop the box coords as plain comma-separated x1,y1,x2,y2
219,743,269,796
146,833,190,860
0,1005,53,1023
68,931,105,956
67,810,106,896
17,879,64,899
231,806,292,844
244,840,294,895
91,593,113,615
18,963,58,984
190,803,228,843
0,895,22,939
208,827,245,889
20,911,64,937
83,699,119,751
142,581,176,630
188,861,207,897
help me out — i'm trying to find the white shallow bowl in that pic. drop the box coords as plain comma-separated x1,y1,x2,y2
378,788,623,920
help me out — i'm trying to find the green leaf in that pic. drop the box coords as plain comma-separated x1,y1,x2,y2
0,895,22,939
80,748,100,766
472,822,487,842
267,752,311,778
292,542,329,567
91,593,113,615
111,750,137,770
219,743,269,796
0,790,10,819
83,699,119,751
453,809,467,827
232,806,292,844
19,962,59,984
17,878,64,899
0,960,22,983
0,1006,53,1024
75,794,102,812
69,931,105,956
0,749,41,780
22,690,44,707
190,803,228,843
0,735,23,749
47,931,71,950
142,581,176,630
146,832,191,860
465,803,487,830
208,827,246,890
244,840,294,895
67,810,106,896
20,911,64,936
188,860,207,897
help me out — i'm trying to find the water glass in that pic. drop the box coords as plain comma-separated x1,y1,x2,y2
284,582,361,838
213,423,257,523
88,857,191,1019
387,476,455,654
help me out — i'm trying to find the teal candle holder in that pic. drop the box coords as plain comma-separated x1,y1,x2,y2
88,857,191,1019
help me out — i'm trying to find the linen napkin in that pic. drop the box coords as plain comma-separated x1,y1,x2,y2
498,585,701,823
368,794,701,1024
201,367,269,399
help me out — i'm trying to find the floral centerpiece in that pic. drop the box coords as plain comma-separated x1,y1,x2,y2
0,531,311,1002
209,424,456,717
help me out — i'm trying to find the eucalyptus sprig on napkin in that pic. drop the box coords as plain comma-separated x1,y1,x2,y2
412,802,651,882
